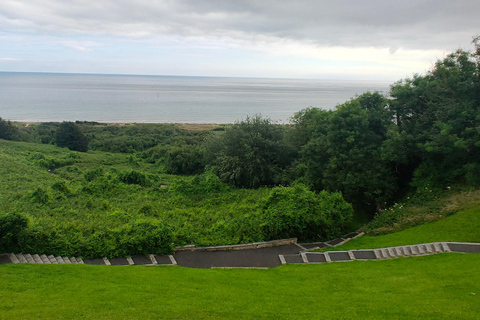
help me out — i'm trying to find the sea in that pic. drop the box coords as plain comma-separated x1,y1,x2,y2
0,72,391,124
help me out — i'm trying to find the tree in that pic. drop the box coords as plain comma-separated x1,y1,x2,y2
55,122,88,152
205,115,293,188
389,37,480,187
297,92,398,212
0,117,17,140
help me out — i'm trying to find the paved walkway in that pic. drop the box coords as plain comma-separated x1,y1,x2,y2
2,233,479,268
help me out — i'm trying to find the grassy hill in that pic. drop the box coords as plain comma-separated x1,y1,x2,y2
1,180,480,318
1,134,479,319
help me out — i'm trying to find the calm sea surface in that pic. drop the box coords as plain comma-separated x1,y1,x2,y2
0,72,390,123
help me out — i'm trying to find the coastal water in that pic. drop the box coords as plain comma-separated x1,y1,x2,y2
0,72,390,123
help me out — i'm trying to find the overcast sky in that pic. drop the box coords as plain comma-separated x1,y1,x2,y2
1,0,479,80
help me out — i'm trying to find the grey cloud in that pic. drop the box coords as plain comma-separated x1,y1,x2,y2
1,0,479,50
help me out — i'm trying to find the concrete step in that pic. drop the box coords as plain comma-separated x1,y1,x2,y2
433,243,444,253
32,254,43,263
24,254,35,263
402,246,412,256
16,254,28,263
8,253,20,264
410,245,419,256
425,244,435,254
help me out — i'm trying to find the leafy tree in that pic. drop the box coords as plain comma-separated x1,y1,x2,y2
389,37,480,188
55,122,88,152
0,212,28,252
205,115,293,188
297,92,398,212
0,117,17,140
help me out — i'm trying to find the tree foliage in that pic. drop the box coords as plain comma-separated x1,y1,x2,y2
55,122,88,152
206,115,293,188
0,117,17,140
261,184,353,241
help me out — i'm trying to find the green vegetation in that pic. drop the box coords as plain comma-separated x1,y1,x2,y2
55,121,88,152
0,254,478,319
0,139,351,258
1,39,480,258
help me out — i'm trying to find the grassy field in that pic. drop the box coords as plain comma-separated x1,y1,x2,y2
323,205,480,252
0,254,479,319
1,202,479,319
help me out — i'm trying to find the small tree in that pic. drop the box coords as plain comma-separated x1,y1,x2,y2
0,117,17,140
55,122,88,152
205,115,293,188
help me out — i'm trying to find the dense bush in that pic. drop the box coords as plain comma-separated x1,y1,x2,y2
55,122,88,152
0,117,17,140
0,212,28,252
261,184,353,241
205,115,293,188
164,145,205,175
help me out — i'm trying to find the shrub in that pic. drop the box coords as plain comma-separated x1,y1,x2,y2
55,122,88,152
261,184,353,241
164,145,205,175
118,170,149,187
0,212,28,252
0,117,17,140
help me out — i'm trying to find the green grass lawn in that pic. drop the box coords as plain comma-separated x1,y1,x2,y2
1,254,479,319
326,205,480,252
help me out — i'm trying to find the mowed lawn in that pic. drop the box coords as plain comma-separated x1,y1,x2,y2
1,253,479,319
327,205,480,252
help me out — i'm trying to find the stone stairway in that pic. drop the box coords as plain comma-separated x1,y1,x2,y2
280,242,480,265
0,253,177,266
5,253,85,264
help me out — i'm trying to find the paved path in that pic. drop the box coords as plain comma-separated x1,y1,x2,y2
2,235,479,268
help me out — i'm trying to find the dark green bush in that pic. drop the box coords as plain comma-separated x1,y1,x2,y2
0,212,28,252
30,187,49,204
261,184,353,241
170,172,229,195
164,145,205,175
0,117,17,140
118,170,149,187
55,122,88,152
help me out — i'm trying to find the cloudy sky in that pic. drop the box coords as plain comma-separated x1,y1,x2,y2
1,0,478,80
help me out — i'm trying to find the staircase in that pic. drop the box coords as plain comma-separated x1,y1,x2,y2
280,242,480,265
0,253,177,266
5,253,85,264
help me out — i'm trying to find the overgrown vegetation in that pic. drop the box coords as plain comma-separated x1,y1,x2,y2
1,39,479,257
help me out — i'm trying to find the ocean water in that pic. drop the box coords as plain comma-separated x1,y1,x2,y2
0,72,390,123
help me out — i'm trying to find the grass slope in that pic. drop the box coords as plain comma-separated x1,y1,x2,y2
1,254,479,319
327,205,480,252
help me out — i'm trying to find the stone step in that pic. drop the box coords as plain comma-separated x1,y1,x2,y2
410,245,419,255
55,256,65,264
8,253,20,264
16,254,28,263
40,254,51,264
402,246,412,256
433,243,444,253
24,254,35,263
63,257,72,264
48,255,58,264
427,244,435,254
32,254,43,263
